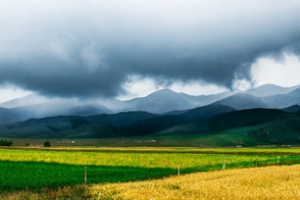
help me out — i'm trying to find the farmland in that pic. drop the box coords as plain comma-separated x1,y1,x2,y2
1,147,300,199
83,164,300,200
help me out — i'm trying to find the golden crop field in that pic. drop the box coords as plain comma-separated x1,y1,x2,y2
91,164,300,200
2,164,300,200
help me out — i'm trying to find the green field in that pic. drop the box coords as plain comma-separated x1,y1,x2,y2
1,147,300,193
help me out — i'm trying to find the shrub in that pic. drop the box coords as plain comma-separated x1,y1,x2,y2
44,141,51,147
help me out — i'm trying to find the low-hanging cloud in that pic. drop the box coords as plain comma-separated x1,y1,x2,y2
1,0,300,98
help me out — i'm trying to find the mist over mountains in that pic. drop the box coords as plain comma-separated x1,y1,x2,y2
1,84,300,121
1,84,300,146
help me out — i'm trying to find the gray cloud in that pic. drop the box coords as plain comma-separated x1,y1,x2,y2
0,0,300,98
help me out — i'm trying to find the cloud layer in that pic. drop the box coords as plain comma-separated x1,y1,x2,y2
1,0,300,98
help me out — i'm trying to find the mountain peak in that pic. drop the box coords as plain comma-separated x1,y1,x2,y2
146,89,177,96
128,89,194,114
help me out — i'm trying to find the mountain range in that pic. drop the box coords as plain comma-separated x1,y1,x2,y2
1,84,300,121
1,84,300,146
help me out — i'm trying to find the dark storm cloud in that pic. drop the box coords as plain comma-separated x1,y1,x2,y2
1,0,300,98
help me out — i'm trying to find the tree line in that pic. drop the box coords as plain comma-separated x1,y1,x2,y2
0,139,13,146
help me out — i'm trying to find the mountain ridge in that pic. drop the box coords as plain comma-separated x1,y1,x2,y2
1,84,300,126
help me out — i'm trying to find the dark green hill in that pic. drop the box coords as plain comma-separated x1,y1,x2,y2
122,104,235,136
0,105,234,138
156,109,300,146
283,105,300,113
204,108,286,133
86,111,157,127
2,107,300,147
0,111,156,138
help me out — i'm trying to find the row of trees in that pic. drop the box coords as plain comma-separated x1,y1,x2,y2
0,139,13,146
0,139,51,147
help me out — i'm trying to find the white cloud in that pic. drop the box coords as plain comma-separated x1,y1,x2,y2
117,76,165,100
232,79,253,91
0,85,31,104
169,81,227,96
118,75,227,100
251,53,300,87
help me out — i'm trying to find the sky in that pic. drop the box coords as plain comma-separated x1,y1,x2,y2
1,0,300,103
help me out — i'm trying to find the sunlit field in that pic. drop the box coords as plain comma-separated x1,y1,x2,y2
1,147,300,194
87,164,300,200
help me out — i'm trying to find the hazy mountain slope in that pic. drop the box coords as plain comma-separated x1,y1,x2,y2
2,84,300,117
0,94,49,108
60,104,113,116
10,101,112,120
245,84,300,97
10,102,73,120
97,98,125,112
264,87,300,108
123,89,195,114
179,91,233,107
0,108,23,125
0,94,113,120
214,93,270,110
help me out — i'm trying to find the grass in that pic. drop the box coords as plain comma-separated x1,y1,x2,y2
0,160,176,192
2,164,300,199
1,147,300,193
0,148,294,168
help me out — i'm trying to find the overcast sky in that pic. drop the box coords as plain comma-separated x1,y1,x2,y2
1,0,300,103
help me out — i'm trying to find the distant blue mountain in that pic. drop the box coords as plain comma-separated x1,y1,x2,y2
213,93,269,110
0,107,23,125
1,84,300,121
